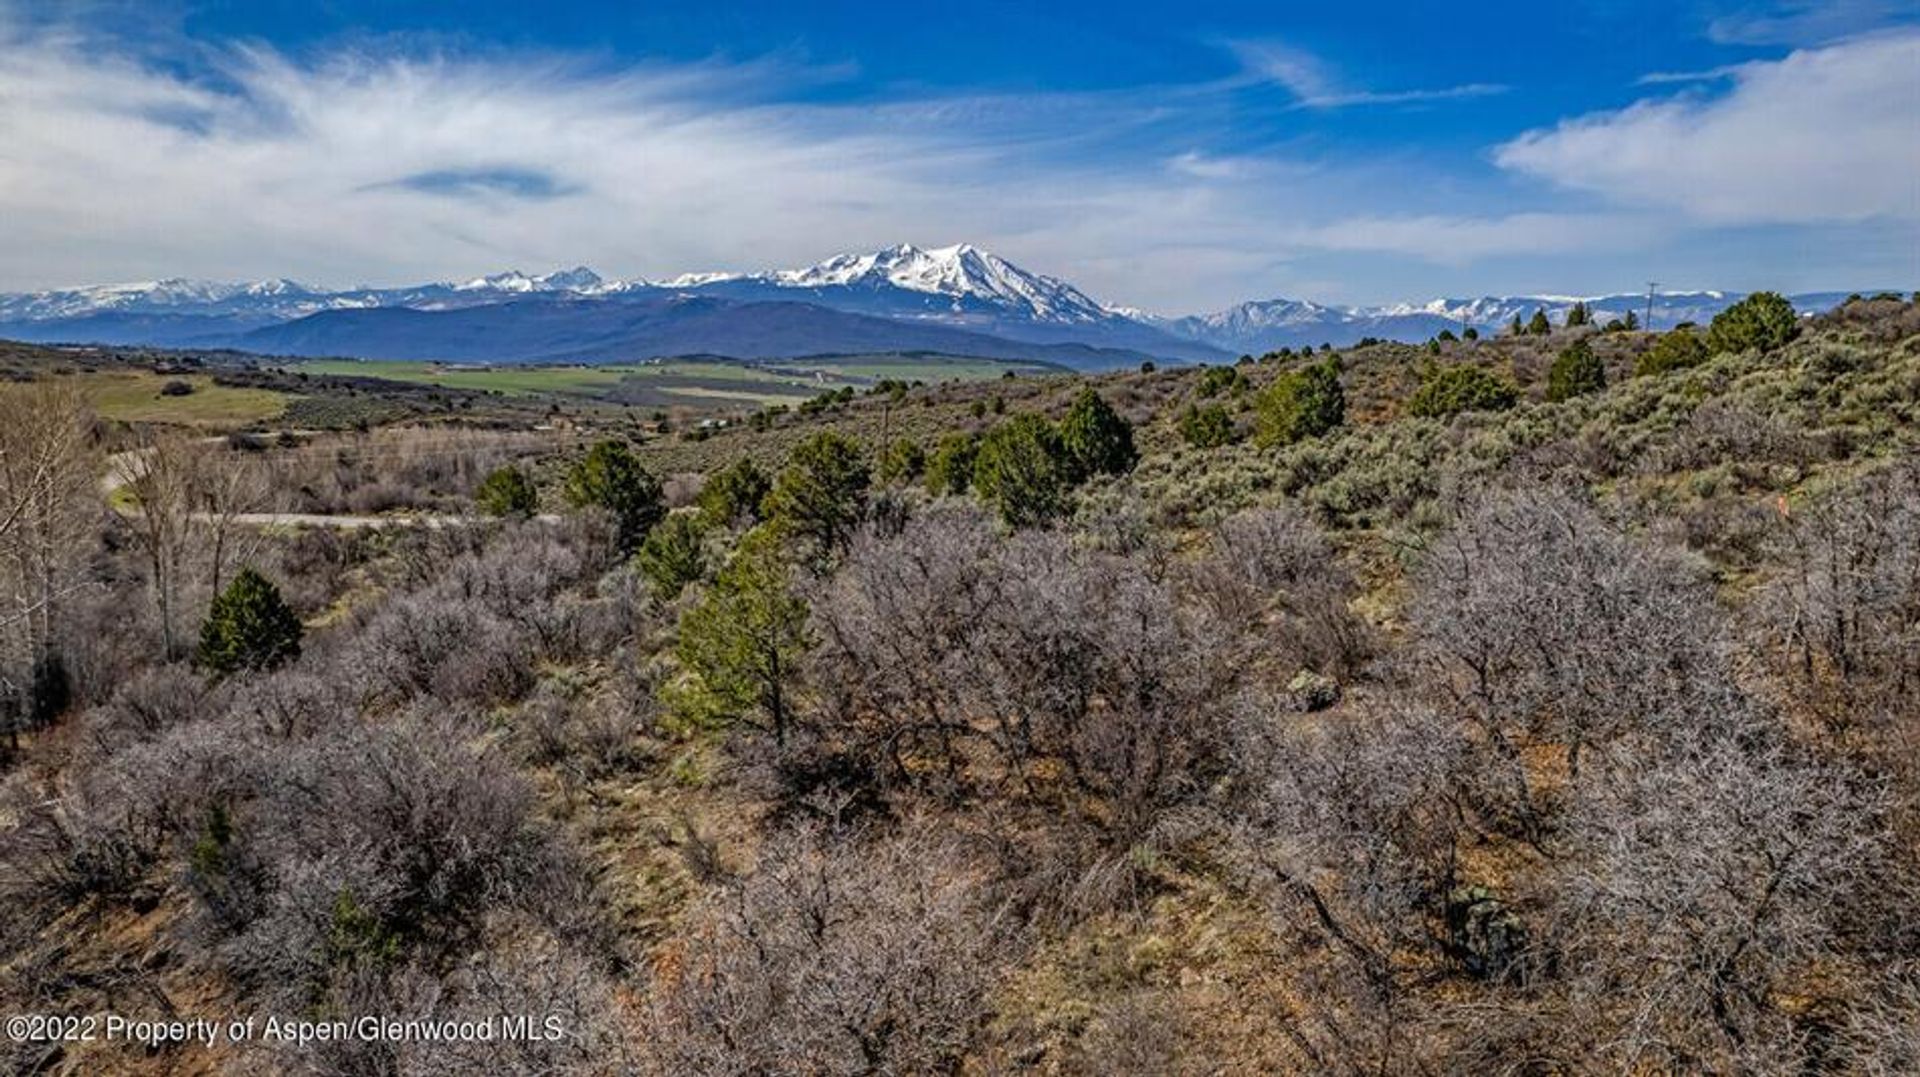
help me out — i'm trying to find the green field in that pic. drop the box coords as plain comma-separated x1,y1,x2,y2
289,354,1064,412
78,372,291,426
293,360,639,395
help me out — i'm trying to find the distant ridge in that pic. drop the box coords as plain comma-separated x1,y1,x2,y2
0,245,1888,367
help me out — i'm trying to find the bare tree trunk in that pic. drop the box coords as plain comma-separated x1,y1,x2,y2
0,381,98,716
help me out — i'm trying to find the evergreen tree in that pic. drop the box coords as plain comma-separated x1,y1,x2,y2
1623,309,1640,331
1178,403,1237,448
924,433,979,496
1056,387,1137,482
877,438,927,486
475,464,538,518
1508,313,1524,337
1706,291,1798,355
1634,328,1709,376
564,440,664,553
764,431,870,557
1406,365,1520,418
696,457,772,529
1546,339,1607,401
1255,357,1346,448
674,527,810,744
972,414,1070,528
636,513,711,602
1565,302,1590,328
197,568,302,675
1527,309,1552,336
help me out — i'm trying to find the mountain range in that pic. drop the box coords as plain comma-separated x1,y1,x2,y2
0,243,1875,369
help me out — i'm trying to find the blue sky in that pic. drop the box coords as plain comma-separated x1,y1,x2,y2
0,0,1914,310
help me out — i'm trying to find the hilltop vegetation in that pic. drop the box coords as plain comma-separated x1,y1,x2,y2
3,293,1920,1072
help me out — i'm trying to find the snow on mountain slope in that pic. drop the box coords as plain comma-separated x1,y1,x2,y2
1160,290,1866,353
0,246,1877,363
667,243,1114,325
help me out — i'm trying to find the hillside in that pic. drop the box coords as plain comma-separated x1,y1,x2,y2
2,295,1919,1073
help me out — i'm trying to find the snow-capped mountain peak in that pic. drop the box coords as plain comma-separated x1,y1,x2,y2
454,267,607,293
759,242,1112,323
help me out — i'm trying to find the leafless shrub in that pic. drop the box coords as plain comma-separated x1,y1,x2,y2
1403,488,1753,837
1548,736,1892,1072
344,590,537,706
643,819,1016,1075
224,666,359,740
201,712,577,1005
1066,990,1193,1076
1227,699,1475,1073
1647,398,1815,475
280,926,637,1077
810,506,1240,845
1751,461,1920,743
515,671,657,777
1185,504,1374,679
1836,968,1920,1076
74,664,221,753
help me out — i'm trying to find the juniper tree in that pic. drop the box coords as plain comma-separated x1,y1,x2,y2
1255,357,1345,448
877,438,926,486
1634,328,1707,376
1706,291,1797,355
475,464,538,518
1179,403,1237,448
924,433,979,496
1406,365,1519,418
1546,338,1606,401
197,568,303,675
1057,387,1137,481
971,414,1070,528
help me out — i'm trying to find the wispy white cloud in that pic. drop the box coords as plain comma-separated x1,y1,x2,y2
1634,63,1748,85
1707,0,1914,45
1224,38,1507,108
0,9,1906,312
1496,31,1920,226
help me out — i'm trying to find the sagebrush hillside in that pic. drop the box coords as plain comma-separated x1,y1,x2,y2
2,294,1919,1074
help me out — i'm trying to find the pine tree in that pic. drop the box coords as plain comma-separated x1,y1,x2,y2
636,513,711,601
674,527,810,744
1057,387,1137,482
197,567,302,675
1527,309,1552,336
564,440,664,553
1565,302,1590,328
764,431,870,557
1623,309,1640,331
1508,313,1524,337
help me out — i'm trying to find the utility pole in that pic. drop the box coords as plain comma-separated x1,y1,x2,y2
1645,281,1659,332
